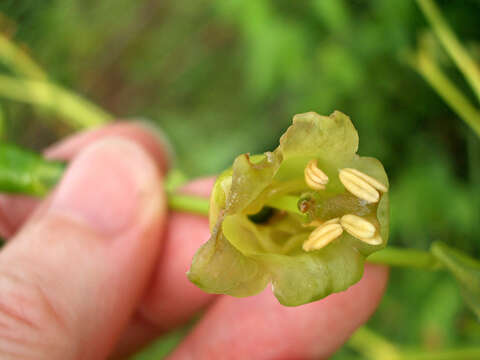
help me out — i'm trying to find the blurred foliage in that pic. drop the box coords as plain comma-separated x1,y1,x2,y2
1,0,480,358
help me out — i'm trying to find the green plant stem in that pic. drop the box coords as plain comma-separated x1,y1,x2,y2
348,327,401,360
349,326,480,360
410,49,480,137
416,0,480,102
0,33,48,80
367,246,442,270
402,348,480,360
0,74,113,129
168,194,210,215
0,33,111,131
0,104,4,139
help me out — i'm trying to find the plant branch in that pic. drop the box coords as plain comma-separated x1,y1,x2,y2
349,326,480,360
0,104,4,139
168,193,209,215
416,0,480,103
402,348,480,360
0,74,113,129
367,246,442,270
348,327,401,360
0,33,112,130
409,49,480,137
0,33,48,80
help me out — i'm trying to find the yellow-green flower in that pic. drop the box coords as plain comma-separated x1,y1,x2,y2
188,111,389,306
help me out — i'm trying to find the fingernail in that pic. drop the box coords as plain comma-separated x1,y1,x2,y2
49,137,161,236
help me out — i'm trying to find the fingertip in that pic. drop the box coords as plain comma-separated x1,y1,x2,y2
362,264,389,296
140,212,215,330
0,195,39,238
179,177,216,198
45,122,172,174
0,122,175,238
0,137,167,358
169,264,388,360
138,177,216,330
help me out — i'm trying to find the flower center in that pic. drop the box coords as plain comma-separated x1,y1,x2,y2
302,161,388,251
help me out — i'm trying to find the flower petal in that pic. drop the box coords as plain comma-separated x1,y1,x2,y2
188,221,270,297
262,242,364,306
222,214,365,306
226,153,281,215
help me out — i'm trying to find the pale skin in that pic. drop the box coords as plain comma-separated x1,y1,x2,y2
0,123,388,359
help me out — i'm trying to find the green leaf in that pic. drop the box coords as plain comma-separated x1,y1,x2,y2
431,242,480,318
0,143,65,196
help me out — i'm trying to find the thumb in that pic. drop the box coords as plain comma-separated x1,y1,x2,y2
0,138,166,359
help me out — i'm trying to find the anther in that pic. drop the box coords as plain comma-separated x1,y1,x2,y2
340,214,376,239
358,233,383,246
343,168,388,192
338,168,387,203
304,159,329,191
303,218,343,251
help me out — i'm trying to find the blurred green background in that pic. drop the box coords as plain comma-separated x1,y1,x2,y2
1,0,480,358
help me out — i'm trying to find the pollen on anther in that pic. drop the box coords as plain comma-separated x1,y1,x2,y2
358,233,383,246
303,218,343,251
304,159,329,191
338,168,380,203
343,168,388,193
340,214,376,239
